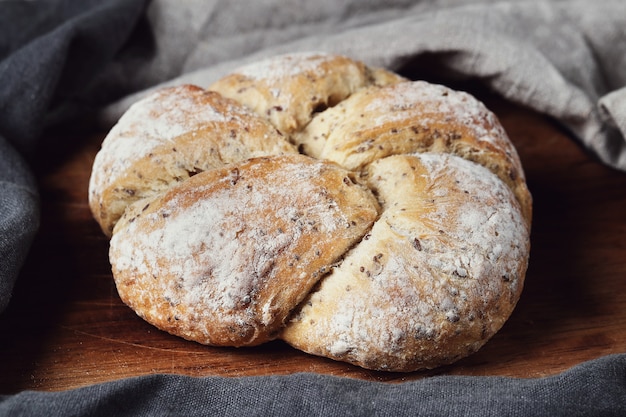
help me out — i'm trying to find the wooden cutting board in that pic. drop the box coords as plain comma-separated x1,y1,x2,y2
1,92,625,394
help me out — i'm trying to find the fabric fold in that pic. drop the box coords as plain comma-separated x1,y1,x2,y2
598,87,626,168
0,0,148,314
99,1,626,173
2,354,626,416
0,136,39,313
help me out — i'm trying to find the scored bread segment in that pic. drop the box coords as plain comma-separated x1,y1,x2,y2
209,52,405,135
89,85,297,237
281,153,530,371
109,154,379,347
295,81,532,224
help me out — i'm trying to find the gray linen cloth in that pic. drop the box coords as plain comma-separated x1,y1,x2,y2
2,354,626,416
0,0,147,312
1,0,626,415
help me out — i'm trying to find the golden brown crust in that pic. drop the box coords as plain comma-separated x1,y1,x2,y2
294,81,532,224
110,154,379,346
209,52,406,135
280,153,529,371
89,85,296,236
91,52,532,372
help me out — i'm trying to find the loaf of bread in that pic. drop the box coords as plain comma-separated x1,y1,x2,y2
89,52,531,372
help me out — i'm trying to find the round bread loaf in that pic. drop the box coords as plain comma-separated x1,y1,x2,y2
90,52,531,372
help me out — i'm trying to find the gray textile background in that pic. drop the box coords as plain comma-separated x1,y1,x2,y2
0,0,148,312
2,354,626,417
1,0,626,415
0,136,39,313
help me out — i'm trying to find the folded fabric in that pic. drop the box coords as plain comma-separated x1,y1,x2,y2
2,354,626,416
0,136,39,313
0,0,148,313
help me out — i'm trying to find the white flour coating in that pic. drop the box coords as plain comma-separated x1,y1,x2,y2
364,81,508,147
225,52,342,117
298,153,528,364
235,52,335,82
330,255,447,358
324,237,437,358
90,87,253,196
415,153,526,287
111,159,352,326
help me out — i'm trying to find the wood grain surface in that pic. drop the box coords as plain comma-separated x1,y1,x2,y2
1,92,625,394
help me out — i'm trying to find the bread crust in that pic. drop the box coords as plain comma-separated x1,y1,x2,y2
110,154,379,346
91,52,532,371
281,153,529,371
295,81,532,223
89,85,296,236
209,52,405,135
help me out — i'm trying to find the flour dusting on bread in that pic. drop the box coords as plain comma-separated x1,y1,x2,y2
110,154,379,347
92,52,532,372
282,153,528,370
